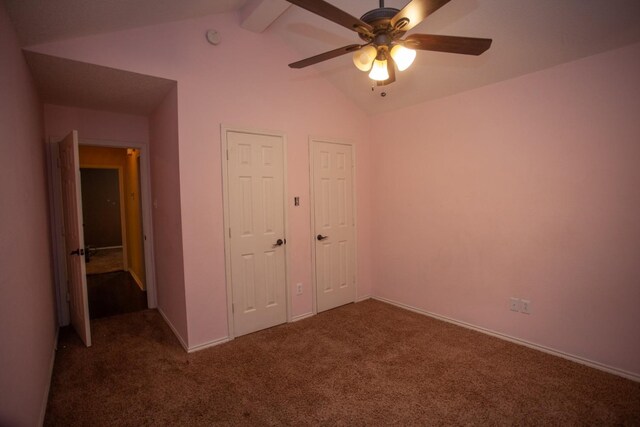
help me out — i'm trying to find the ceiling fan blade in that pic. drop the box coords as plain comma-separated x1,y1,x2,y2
390,0,451,32
289,44,363,69
286,0,373,35
377,55,396,86
404,34,492,55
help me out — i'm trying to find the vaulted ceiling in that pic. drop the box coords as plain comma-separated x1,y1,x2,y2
5,0,640,115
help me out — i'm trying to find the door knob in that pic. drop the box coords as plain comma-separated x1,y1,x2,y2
70,248,85,256
317,234,328,241
273,238,284,247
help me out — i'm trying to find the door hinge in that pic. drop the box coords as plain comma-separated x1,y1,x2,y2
66,292,70,302
232,303,235,313
226,149,229,160
228,228,231,238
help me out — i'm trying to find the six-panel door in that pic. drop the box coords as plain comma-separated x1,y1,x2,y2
227,131,287,337
312,141,356,312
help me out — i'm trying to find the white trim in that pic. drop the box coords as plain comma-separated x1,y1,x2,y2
290,312,314,322
39,327,59,426
220,125,290,340
220,126,234,340
355,295,371,303
157,307,189,352
308,137,358,315
129,268,144,291
283,136,292,324
187,336,230,353
46,138,70,326
373,296,640,383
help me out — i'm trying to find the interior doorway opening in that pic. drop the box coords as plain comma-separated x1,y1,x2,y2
79,145,148,319
48,133,158,345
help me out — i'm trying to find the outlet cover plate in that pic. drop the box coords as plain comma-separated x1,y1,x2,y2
521,299,531,314
510,297,520,312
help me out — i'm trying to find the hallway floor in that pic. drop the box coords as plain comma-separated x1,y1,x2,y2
87,271,147,319
85,248,124,275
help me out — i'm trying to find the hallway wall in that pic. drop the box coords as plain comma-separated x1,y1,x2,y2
0,3,57,425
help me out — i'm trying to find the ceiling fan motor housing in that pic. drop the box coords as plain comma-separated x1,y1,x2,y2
358,7,405,44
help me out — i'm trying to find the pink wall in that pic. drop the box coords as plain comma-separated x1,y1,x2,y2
148,86,188,342
370,42,640,376
43,104,149,143
28,12,373,348
0,3,57,425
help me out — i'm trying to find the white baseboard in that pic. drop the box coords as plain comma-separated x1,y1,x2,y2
372,296,640,383
187,336,230,353
128,269,144,291
291,312,314,322
157,307,189,352
93,245,123,251
157,308,229,353
355,295,371,303
39,327,59,426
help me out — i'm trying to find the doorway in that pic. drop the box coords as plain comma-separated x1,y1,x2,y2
79,146,148,319
310,138,357,313
48,132,157,344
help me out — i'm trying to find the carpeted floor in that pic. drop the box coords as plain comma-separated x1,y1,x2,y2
45,300,640,426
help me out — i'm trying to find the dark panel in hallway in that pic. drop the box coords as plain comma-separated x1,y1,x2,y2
87,271,147,319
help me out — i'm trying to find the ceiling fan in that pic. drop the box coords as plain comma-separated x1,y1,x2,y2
286,0,492,86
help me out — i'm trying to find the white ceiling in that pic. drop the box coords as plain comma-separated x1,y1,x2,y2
5,0,640,115
3,0,248,46
270,0,640,114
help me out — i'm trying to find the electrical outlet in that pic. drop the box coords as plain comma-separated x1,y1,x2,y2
296,283,303,295
509,297,520,312
521,299,531,314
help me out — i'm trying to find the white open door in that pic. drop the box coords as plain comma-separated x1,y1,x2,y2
225,129,288,337
59,131,91,347
311,139,356,313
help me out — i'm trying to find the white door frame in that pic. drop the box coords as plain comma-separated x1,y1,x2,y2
47,136,157,326
308,137,358,315
220,125,291,340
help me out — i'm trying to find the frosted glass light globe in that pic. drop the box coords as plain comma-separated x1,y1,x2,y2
352,45,377,71
390,45,416,71
368,59,389,81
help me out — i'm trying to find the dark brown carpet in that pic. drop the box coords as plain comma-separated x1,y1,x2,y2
87,271,148,319
45,300,640,426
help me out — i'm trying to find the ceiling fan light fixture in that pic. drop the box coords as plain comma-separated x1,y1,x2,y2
390,44,416,71
352,45,377,71
369,58,389,81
